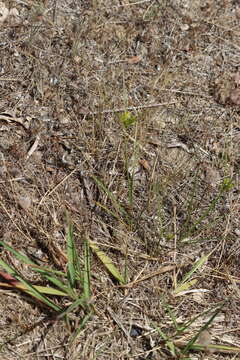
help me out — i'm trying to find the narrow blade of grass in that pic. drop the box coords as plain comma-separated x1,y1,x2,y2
89,241,126,285
95,201,125,223
0,241,73,297
174,253,210,294
0,258,62,312
33,269,75,297
70,311,93,344
182,303,225,354
83,238,91,300
177,306,215,334
154,325,177,356
66,219,76,290
57,296,87,320
0,241,36,265
175,341,240,355
92,176,130,223
25,285,67,296
180,179,233,240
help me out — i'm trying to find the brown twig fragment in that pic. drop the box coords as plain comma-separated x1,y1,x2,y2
80,101,177,116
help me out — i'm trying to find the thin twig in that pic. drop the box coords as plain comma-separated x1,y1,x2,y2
0,114,27,129
119,264,181,288
0,78,20,81
38,168,77,206
80,101,177,116
26,134,41,160
107,307,134,348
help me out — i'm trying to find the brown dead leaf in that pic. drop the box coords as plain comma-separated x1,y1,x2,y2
0,2,9,23
18,196,32,211
202,164,221,188
139,159,150,171
197,330,212,346
233,72,240,86
127,56,141,64
230,88,240,105
236,7,240,19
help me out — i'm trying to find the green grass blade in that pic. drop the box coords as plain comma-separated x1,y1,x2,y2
0,241,75,297
0,241,36,265
57,297,87,320
94,201,127,225
174,253,210,294
34,270,75,297
92,176,130,222
164,303,179,331
16,277,63,312
26,285,67,296
174,279,198,294
154,325,177,356
181,179,233,240
30,265,66,277
83,238,91,300
69,311,93,344
66,220,76,290
0,258,62,312
89,241,125,284
177,306,215,334
182,304,225,354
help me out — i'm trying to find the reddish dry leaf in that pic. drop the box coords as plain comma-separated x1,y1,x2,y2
0,271,19,286
127,56,141,64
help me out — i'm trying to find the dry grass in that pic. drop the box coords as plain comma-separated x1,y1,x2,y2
0,0,240,359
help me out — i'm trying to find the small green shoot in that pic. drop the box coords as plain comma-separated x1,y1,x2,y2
66,217,77,291
119,111,137,129
83,238,91,301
